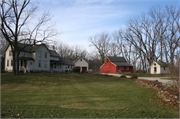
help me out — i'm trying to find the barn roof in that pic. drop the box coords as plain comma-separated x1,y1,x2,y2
108,56,133,67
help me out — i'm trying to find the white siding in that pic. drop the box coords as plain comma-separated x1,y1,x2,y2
150,61,169,74
160,67,169,74
27,61,34,70
19,52,31,57
5,46,13,72
74,58,88,72
74,58,88,68
34,45,50,71
50,57,59,61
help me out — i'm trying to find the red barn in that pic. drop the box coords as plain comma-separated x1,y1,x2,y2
100,56,133,73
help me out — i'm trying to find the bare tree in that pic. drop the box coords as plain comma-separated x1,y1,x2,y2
116,5,179,73
89,32,111,64
55,42,88,61
0,0,59,74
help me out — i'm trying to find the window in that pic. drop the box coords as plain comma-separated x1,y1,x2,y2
126,67,129,70
121,67,123,70
7,60,9,66
38,60,41,67
164,67,165,70
11,60,13,66
45,52,47,58
9,51,12,56
68,65,69,68
60,65,61,68
22,52,25,57
30,62,32,65
39,52,41,57
44,61,47,68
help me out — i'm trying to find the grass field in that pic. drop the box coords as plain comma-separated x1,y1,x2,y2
117,72,169,77
1,73,179,118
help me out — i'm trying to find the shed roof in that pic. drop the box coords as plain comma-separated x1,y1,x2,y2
156,61,168,67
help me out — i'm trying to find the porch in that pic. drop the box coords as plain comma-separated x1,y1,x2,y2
19,57,34,73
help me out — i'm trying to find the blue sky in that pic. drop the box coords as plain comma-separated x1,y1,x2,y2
32,0,179,52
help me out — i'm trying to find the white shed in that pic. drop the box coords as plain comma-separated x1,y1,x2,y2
73,57,88,73
150,61,169,74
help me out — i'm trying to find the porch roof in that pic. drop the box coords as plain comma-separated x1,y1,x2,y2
19,57,35,61
50,60,61,64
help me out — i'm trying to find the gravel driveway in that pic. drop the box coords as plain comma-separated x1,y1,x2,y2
100,73,176,85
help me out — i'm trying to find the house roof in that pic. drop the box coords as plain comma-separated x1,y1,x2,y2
4,42,50,53
60,58,74,66
49,50,60,57
156,61,168,67
108,56,133,67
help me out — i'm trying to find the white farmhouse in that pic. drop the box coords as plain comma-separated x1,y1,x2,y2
73,57,89,73
4,43,74,73
150,61,169,74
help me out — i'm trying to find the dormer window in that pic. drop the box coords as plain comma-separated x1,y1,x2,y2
22,52,25,57
39,52,41,57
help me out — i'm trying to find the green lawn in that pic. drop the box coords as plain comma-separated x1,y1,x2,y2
1,73,179,118
117,72,169,77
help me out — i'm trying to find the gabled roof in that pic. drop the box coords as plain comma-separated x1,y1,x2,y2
49,50,60,57
60,58,74,66
107,56,133,67
73,57,88,64
3,42,50,53
156,61,168,67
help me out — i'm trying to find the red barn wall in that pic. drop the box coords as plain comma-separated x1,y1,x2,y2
120,66,133,73
100,61,117,73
